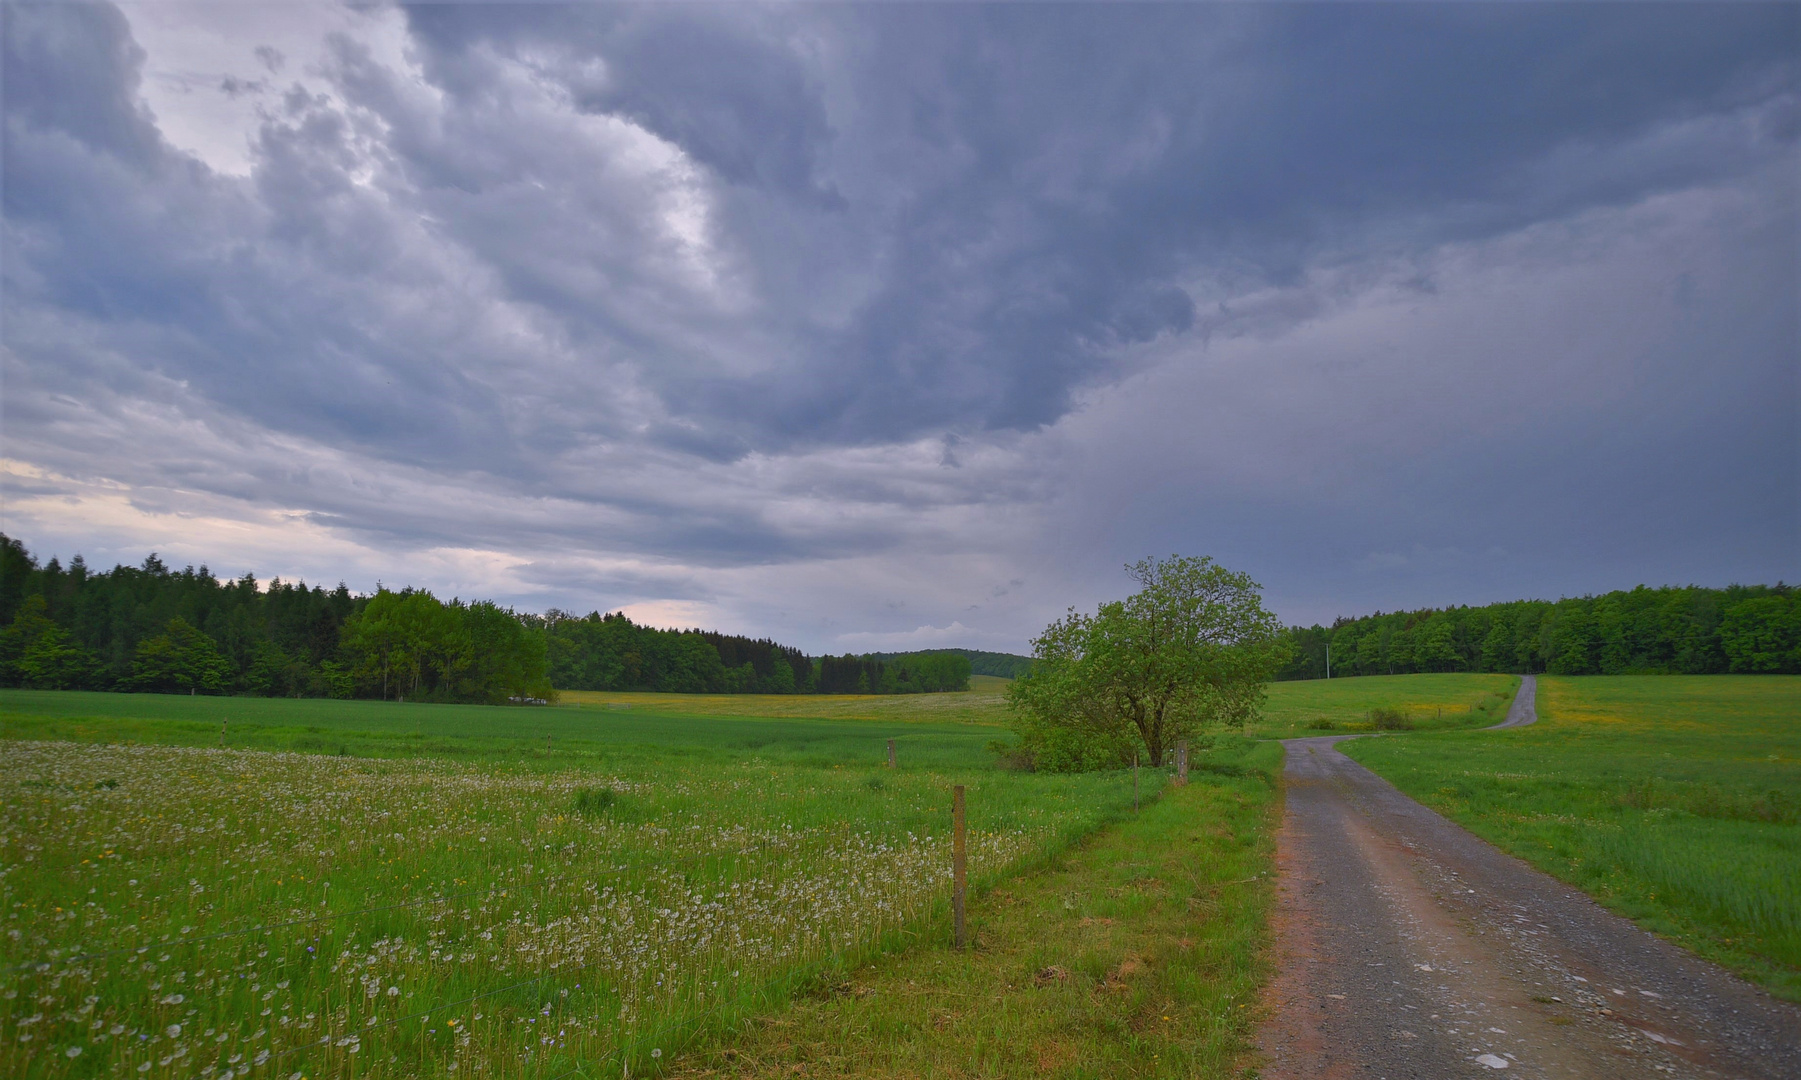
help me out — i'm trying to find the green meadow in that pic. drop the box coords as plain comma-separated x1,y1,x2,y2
1250,672,1518,739
555,673,1018,727
0,672,1517,771
0,687,1006,771
1342,675,1801,1000
9,671,1788,1078
0,684,1284,1079
671,743,1282,1080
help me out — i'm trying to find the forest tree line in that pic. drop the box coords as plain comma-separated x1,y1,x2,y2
5,537,1790,698
541,610,970,694
1276,583,1799,679
0,535,969,699
868,648,1035,679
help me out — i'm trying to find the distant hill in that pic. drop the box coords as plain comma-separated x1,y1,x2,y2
867,648,1035,679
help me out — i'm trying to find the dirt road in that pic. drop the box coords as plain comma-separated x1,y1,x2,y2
1256,677,1801,1079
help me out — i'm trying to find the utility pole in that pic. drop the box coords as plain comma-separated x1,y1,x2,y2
1326,643,1331,680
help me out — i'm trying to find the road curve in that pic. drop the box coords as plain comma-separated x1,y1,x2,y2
1256,678,1801,1079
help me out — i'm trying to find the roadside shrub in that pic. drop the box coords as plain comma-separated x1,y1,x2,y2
1010,726,1133,773
1306,716,1336,730
1370,707,1414,731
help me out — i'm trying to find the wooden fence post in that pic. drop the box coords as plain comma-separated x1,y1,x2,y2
1134,751,1140,811
952,784,967,948
1176,739,1188,785
887,739,896,768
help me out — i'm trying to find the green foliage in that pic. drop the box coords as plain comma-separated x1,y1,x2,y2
1009,555,1287,769
0,595,102,689
1277,582,1797,679
1369,705,1413,730
124,617,234,693
869,648,1034,678
545,610,817,694
545,612,971,696
885,650,973,691
1720,594,1801,673
815,651,972,694
0,534,547,704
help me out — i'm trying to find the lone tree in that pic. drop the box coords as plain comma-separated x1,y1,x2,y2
1006,555,1288,771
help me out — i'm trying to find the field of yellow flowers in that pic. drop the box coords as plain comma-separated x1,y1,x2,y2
1,740,1140,1079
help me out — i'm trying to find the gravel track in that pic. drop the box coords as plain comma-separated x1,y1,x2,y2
1255,677,1800,1079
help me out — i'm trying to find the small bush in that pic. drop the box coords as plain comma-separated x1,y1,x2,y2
1370,707,1413,731
1306,717,1336,731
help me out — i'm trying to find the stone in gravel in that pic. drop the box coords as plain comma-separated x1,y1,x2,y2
1476,1053,1511,1069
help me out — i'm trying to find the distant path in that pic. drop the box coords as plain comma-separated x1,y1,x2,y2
1257,678,1801,1079
1488,674,1538,729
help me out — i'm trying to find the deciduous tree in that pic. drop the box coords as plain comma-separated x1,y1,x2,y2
1008,555,1287,771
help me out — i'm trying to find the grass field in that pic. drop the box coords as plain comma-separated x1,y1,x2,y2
0,690,1005,772
670,741,1282,1079
0,674,1517,1078
1342,675,1801,1001
0,673,1516,769
1251,673,1518,739
556,675,1015,727
0,689,1196,1079
555,670,1519,745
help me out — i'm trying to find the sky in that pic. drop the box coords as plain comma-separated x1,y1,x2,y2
2,2,1796,655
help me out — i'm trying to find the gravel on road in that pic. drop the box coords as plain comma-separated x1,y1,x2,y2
1255,677,1800,1079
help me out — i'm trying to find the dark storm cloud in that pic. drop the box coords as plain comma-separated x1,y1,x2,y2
386,3,1799,442
2,2,1795,643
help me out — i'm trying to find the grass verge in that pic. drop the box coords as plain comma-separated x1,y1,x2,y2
1341,675,1801,1001
668,739,1281,1079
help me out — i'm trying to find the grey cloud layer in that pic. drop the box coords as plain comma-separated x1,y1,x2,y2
2,2,1795,647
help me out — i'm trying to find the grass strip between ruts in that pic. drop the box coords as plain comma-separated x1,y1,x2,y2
668,742,1281,1079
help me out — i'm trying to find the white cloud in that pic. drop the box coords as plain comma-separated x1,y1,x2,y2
120,0,413,177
